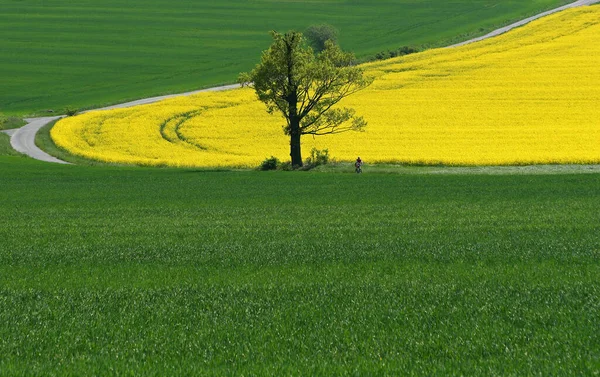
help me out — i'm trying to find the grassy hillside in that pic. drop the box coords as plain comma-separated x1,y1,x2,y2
0,0,571,115
0,157,598,375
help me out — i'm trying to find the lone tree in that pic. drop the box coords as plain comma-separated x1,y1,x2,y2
239,31,372,167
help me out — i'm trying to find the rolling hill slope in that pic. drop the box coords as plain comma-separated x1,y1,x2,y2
0,0,572,115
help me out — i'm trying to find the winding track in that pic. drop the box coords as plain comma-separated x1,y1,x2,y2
3,0,599,164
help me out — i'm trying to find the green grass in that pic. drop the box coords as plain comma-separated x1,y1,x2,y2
314,162,600,175
2,3,596,374
0,116,25,130
0,158,598,375
0,0,572,115
0,132,23,157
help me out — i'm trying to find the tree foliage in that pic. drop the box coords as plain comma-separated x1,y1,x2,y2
305,24,339,52
239,31,372,167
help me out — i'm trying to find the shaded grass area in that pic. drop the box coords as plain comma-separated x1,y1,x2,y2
0,159,598,375
0,0,571,115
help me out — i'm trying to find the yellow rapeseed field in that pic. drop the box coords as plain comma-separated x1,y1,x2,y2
52,7,600,167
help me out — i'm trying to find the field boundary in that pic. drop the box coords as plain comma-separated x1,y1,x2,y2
5,0,599,164
448,0,600,47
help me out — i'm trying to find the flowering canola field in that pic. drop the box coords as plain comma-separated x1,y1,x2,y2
52,7,600,167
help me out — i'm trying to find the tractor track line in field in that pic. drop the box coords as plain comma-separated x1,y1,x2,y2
3,0,599,164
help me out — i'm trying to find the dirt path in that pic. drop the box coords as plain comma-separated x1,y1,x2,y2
3,128,18,137
3,116,68,163
7,0,599,164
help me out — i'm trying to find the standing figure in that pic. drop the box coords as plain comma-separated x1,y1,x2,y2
355,157,363,173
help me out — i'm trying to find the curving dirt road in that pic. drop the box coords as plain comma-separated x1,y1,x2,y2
4,0,599,164
6,116,67,163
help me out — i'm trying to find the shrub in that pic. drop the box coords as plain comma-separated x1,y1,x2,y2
397,46,419,56
64,107,79,116
259,156,280,170
278,161,294,171
305,148,330,168
374,46,419,61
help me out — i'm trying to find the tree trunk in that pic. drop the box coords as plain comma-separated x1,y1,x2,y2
289,117,302,167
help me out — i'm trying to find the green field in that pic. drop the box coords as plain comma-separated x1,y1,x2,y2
1,153,598,375
0,0,571,115
2,1,598,374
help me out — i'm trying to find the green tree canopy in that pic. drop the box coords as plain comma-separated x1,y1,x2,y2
305,24,339,52
239,31,372,167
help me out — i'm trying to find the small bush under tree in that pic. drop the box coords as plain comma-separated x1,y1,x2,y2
304,148,330,169
259,156,280,170
276,161,292,171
